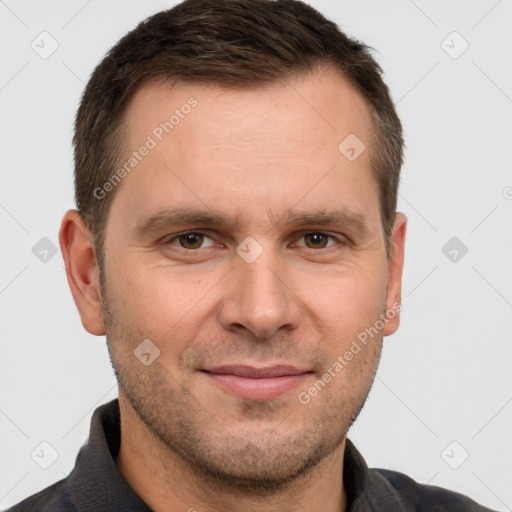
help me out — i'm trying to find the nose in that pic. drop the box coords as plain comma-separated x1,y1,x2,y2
217,249,301,339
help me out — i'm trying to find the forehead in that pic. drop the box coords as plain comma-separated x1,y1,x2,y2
123,69,372,147
110,69,378,233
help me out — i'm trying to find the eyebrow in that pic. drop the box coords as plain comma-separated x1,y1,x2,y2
134,208,235,235
134,206,369,237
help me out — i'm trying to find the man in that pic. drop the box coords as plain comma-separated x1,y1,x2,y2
7,0,496,510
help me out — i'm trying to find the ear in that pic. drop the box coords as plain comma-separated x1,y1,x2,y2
59,209,105,336
383,212,407,336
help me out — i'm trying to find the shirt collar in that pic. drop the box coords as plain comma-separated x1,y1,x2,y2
68,399,152,511
343,438,408,511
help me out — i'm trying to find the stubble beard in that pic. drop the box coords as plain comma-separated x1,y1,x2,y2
100,279,382,494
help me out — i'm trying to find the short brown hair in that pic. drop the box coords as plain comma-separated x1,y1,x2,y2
73,0,403,281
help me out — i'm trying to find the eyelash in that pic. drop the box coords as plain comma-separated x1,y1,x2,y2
163,230,346,251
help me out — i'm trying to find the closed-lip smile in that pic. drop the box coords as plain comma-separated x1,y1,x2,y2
201,365,313,401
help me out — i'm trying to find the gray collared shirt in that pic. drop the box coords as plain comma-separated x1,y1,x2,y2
7,399,496,511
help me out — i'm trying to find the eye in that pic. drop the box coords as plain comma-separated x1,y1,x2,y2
294,232,340,249
168,232,215,250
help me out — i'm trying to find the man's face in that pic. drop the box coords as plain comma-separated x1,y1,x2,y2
99,69,403,488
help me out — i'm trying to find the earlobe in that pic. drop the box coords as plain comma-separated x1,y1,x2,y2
383,212,407,337
58,209,106,336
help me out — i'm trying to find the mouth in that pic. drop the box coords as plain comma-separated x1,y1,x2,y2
200,365,313,401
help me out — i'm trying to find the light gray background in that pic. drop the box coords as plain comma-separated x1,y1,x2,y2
1,0,511,510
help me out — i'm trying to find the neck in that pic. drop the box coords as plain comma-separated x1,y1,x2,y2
116,393,347,512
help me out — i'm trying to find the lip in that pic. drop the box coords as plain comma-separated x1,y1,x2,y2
201,365,312,401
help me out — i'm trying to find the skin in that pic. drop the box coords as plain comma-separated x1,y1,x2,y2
59,67,406,512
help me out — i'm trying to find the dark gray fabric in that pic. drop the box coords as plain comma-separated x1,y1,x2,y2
6,399,496,511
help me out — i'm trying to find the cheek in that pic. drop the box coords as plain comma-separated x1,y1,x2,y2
105,256,224,344
301,264,387,339
304,275,385,400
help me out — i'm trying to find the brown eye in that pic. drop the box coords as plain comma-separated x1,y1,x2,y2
177,232,206,249
303,233,330,249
